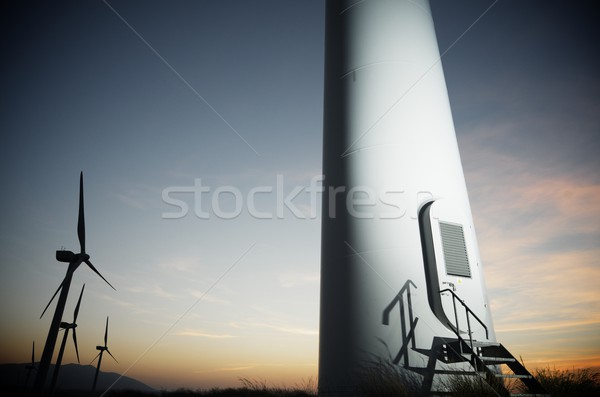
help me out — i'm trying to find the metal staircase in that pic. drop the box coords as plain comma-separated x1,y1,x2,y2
423,289,550,397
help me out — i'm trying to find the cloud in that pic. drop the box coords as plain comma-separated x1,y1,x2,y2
127,282,178,300
487,248,600,313
454,108,600,370
519,179,600,235
159,258,203,273
478,175,600,245
278,272,320,288
461,127,600,260
191,362,287,374
113,184,162,210
188,288,231,305
174,329,238,338
496,318,600,334
229,321,318,336
193,366,255,373
99,293,156,316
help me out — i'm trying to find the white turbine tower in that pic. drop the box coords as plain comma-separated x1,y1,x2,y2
318,1,547,395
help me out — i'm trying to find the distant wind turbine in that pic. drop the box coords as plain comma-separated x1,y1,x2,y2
24,341,36,389
49,284,84,392
34,172,116,391
91,317,118,393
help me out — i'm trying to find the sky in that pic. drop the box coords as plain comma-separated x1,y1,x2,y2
1,0,599,391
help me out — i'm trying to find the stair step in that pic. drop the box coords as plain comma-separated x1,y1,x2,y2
481,356,516,363
433,369,485,376
496,373,532,379
510,394,551,397
470,340,501,348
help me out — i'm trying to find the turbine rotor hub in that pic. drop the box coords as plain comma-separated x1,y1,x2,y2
77,253,90,261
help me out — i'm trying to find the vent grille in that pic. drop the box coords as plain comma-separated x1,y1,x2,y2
439,221,471,278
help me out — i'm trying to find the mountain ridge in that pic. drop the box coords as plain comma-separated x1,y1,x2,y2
0,363,156,393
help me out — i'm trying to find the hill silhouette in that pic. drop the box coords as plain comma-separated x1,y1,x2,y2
0,362,156,393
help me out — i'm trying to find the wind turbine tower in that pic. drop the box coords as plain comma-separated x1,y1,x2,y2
91,316,118,393
24,341,36,389
49,284,85,392
319,1,549,395
35,172,116,390
318,0,494,393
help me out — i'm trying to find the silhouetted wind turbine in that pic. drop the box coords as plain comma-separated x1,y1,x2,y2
24,341,36,388
34,172,116,391
49,284,84,392
91,317,118,393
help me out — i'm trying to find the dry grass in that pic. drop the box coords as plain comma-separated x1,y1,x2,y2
518,367,600,397
437,373,510,397
354,357,422,396
8,367,599,396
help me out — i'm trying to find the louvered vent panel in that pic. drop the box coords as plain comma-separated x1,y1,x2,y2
439,221,471,278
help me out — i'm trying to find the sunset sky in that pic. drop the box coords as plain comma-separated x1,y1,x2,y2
1,0,598,391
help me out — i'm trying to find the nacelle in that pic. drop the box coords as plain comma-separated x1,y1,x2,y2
56,250,76,263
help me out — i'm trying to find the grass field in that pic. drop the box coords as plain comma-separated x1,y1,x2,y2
7,367,600,396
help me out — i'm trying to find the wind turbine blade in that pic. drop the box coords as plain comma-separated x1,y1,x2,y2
84,260,116,291
104,317,109,346
40,278,65,318
72,328,80,364
31,341,35,365
78,171,85,254
106,349,118,364
89,352,101,365
73,284,85,321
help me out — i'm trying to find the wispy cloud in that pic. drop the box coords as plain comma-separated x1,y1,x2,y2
127,282,179,300
454,98,600,369
174,329,238,338
159,257,203,273
193,366,255,373
112,184,162,210
278,272,320,288
229,321,318,336
189,289,230,305
496,318,600,334
99,293,156,316
191,362,288,374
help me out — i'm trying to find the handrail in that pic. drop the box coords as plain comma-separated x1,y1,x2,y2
383,280,417,325
439,288,489,351
383,280,418,367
